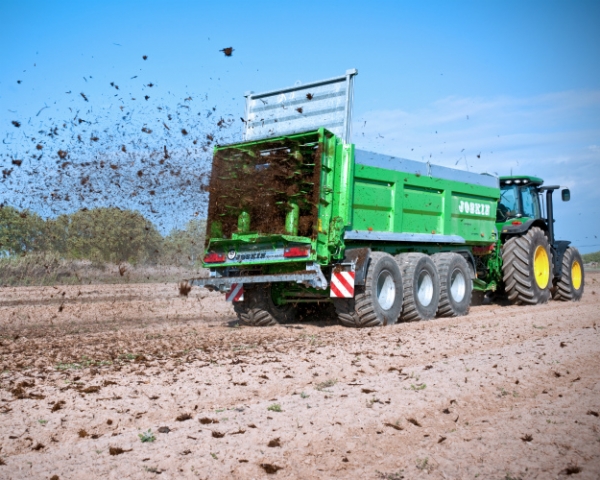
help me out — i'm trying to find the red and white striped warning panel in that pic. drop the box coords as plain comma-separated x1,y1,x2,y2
225,283,244,302
330,271,355,298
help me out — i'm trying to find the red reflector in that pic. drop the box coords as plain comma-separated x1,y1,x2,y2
511,220,523,225
204,252,226,263
284,246,310,258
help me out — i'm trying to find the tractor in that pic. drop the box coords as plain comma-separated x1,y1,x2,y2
496,176,584,303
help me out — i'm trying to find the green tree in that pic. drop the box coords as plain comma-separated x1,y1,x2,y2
45,214,70,256
0,206,49,255
62,208,163,264
583,250,600,263
161,218,206,266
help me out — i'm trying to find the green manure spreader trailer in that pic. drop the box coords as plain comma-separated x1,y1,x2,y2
189,70,584,327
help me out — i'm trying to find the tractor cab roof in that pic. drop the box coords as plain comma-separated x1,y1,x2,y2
499,176,544,187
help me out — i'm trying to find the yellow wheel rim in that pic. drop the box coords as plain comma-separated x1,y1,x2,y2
572,260,582,290
533,245,550,289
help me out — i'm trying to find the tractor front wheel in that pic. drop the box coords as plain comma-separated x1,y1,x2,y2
553,247,585,301
502,227,551,305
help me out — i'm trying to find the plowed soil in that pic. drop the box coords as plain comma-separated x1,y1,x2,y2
1,273,599,479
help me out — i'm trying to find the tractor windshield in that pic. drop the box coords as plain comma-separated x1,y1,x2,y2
497,185,518,221
497,184,542,222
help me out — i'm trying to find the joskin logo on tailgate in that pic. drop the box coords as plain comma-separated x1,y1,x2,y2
458,200,491,216
235,252,267,261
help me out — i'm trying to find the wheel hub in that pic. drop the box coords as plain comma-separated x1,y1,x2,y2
533,245,550,289
417,271,434,306
572,260,582,290
450,269,466,302
376,270,396,310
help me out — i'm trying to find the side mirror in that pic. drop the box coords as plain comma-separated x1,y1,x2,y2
561,188,570,202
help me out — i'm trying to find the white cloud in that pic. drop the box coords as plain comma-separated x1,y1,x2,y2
353,90,600,251
354,90,600,183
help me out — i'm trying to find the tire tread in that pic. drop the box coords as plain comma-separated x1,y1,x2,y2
502,227,551,305
431,252,472,317
233,285,294,326
553,247,584,301
334,252,401,328
395,253,440,321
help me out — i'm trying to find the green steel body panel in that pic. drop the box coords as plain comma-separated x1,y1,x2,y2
202,236,316,269
496,216,537,235
350,163,499,245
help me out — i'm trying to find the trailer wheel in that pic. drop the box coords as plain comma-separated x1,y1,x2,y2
395,253,440,321
333,252,403,328
502,227,551,305
233,284,295,326
552,247,584,301
431,253,472,317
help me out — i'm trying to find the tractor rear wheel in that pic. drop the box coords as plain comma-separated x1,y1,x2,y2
502,227,551,305
395,253,440,321
233,284,295,326
334,252,403,328
431,252,472,317
552,247,584,301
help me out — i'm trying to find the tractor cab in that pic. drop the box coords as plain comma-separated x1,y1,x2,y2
495,175,581,302
496,176,544,224
496,175,571,239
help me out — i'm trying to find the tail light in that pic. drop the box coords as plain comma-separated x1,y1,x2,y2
204,251,226,263
284,245,311,258
511,220,523,225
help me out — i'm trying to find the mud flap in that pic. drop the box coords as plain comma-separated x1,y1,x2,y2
342,247,370,286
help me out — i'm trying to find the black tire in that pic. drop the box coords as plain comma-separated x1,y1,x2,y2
502,227,551,305
233,284,295,326
552,247,584,301
333,252,403,328
431,253,472,317
395,253,440,321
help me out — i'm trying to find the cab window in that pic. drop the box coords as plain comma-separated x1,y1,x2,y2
520,186,540,218
497,185,518,221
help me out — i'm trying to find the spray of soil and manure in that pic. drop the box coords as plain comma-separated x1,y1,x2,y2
206,137,322,240
0,51,245,285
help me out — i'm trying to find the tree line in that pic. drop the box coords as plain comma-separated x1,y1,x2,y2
582,250,600,263
0,205,206,266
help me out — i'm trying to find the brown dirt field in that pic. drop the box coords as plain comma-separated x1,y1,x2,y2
1,273,599,479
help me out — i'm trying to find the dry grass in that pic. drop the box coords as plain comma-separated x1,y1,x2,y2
0,253,206,286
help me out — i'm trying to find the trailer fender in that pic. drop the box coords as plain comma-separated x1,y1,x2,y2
454,250,477,279
342,248,371,286
552,240,571,278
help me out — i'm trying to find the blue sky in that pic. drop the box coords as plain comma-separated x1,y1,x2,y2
1,0,599,251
